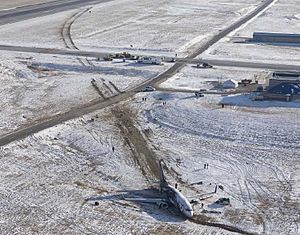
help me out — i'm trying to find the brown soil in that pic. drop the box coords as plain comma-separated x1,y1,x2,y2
224,208,263,226
74,180,109,194
147,224,188,235
111,105,160,183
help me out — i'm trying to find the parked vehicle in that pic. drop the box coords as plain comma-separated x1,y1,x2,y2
142,86,156,92
195,91,204,97
114,52,133,59
138,56,162,65
196,62,213,68
103,56,113,61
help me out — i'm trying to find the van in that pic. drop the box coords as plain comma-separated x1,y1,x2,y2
142,86,156,92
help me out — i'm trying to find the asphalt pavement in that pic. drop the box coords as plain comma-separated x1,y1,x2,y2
0,0,113,26
1,44,299,71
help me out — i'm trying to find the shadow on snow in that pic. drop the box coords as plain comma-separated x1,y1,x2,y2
85,188,187,223
30,62,157,79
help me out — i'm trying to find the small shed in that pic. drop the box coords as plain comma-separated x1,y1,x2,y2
223,79,238,89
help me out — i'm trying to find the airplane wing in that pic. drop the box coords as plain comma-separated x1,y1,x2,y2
123,196,169,208
123,197,167,204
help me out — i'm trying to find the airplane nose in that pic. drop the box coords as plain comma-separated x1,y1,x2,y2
185,210,193,218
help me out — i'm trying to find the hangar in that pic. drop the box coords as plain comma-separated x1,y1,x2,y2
252,32,300,44
269,71,300,88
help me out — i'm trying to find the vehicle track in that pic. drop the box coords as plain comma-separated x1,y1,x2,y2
202,146,293,232
61,7,123,99
91,82,106,99
61,7,93,66
61,6,121,100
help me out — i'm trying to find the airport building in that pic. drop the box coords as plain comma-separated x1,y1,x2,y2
252,32,300,44
263,71,300,101
269,71,300,89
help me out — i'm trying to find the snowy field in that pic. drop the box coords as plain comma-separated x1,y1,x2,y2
203,0,300,65
0,106,238,235
0,51,169,135
0,92,299,234
0,109,149,234
0,0,265,136
132,92,300,235
73,0,260,57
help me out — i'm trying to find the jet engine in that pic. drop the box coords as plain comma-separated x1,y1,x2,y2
158,202,168,209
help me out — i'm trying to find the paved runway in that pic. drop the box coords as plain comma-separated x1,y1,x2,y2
0,0,113,25
1,44,298,72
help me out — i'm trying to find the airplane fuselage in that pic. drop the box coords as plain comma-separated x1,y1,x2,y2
162,184,193,218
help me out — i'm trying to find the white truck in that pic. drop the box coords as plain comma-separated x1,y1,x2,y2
137,56,162,65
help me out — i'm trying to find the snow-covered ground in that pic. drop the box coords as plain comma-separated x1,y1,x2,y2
1,92,298,234
0,52,168,135
0,109,147,234
131,91,300,235
0,107,238,235
203,0,300,65
73,0,260,57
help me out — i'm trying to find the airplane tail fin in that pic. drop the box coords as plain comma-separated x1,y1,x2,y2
159,160,167,189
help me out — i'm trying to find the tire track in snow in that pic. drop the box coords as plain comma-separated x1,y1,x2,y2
61,8,122,98
61,7,91,50
61,7,93,66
